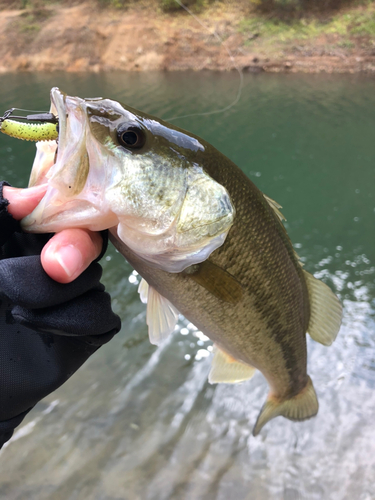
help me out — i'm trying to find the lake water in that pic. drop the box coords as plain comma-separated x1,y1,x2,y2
0,71,374,500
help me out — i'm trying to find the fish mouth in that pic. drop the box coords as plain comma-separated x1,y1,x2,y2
21,87,116,233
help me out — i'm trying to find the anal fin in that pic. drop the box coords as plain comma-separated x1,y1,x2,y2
209,345,256,384
304,270,342,346
138,278,179,346
253,376,319,436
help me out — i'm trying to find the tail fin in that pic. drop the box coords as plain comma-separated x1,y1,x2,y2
252,376,319,436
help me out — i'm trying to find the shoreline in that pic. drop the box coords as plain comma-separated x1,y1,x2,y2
0,3,374,74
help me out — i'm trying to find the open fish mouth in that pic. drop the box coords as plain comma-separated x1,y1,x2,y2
22,87,117,233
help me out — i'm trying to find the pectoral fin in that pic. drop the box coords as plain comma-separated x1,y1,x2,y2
185,260,243,304
253,376,319,436
138,277,149,304
303,270,342,346
138,278,179,346
209,345,256,384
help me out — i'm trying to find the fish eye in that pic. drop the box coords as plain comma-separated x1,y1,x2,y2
117,126,145,149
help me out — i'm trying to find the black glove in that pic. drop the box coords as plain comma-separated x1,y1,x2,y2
0,182,121,448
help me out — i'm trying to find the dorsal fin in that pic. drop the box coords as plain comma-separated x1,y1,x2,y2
264,193,342,346
263,193,303,266
263,194,286,222
303,270,342,346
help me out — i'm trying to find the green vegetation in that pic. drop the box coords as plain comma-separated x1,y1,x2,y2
160,0,203,12
348,8,375,34
248,0,371,15
96,0,127,7
95,0,206,10
1,0,375,15
0,0,57,7
239,3,375,46
12,7,52,33
1,0,375,48
0,0,202,10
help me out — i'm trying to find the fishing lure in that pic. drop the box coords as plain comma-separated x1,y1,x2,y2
1,119,58,142
0,109,58,142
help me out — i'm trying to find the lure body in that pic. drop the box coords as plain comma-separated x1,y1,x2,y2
0,119,58,142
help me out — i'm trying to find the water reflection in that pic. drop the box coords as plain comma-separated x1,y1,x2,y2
0,72,374,499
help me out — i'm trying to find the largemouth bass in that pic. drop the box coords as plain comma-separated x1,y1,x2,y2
22,88,342,435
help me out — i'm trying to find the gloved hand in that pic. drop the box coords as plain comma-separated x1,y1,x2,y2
0,182,121,448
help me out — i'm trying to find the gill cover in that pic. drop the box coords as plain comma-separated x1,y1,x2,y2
22,88,235,273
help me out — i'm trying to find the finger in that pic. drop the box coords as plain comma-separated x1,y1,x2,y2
3,184,48,220
41,229,103,284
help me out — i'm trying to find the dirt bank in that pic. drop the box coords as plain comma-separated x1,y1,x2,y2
0,2,375,74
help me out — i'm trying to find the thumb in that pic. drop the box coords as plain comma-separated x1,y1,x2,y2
3,184,48,220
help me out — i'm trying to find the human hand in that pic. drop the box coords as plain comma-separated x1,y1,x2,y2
0,182,121,446
3,184,103,283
